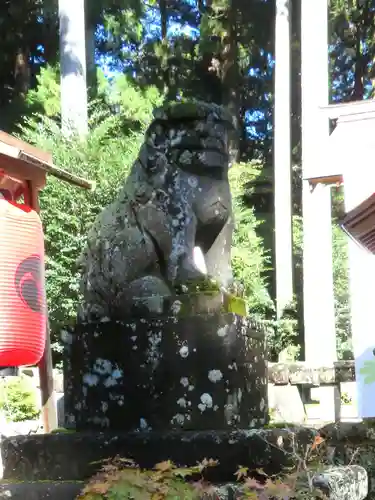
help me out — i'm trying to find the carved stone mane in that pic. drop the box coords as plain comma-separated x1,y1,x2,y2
78,101,235,321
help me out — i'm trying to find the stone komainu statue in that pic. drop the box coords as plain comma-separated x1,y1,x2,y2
78,101,236,321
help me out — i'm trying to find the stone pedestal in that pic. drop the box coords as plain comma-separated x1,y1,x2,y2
63,313,267,431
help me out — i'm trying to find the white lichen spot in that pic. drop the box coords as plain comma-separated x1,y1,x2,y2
146,331,162,368
179,345,189,358
213,405,219,411
208,369,223,383
140,418,148,430
83,373,99,387
188,385,194,392
171,413,185,425
100,316,110,323
198,403,206,412
93,359,112,375
200,393,213,408
101,402,108,413
104,377,117,388
180,377,189,387
130,336,137,342
188,176,198,188
260,398,265,411
112,368,123,379
277,435,284,448
217,325,229,337
171,300,182,315
177,397,187,408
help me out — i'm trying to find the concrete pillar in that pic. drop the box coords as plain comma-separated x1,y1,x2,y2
301,0,337,420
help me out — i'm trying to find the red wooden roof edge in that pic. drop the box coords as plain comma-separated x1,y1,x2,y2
341,192,375,255
0,130,95,191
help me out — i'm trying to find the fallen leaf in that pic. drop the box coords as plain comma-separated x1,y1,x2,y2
234,465,249,480
154,460,174,472
311,435,325,451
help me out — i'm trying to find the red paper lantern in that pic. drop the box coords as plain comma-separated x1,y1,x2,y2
0,199,46,366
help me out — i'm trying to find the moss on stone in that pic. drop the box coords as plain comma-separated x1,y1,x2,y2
223,294,247,316
51,428,76,434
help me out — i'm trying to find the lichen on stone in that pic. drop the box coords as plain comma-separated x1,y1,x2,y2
77,100,238,325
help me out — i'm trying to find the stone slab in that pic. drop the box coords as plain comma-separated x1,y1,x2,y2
312,465,368,500
268,384,306,423
1,428,317,482
63,315,267,432
0,482,82,500
268,360,355,385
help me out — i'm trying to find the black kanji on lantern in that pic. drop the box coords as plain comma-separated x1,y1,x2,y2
14,255,44,313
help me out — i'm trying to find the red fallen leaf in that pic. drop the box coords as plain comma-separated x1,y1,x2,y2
311,435,325,451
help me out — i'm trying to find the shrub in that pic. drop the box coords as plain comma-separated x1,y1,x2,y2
0,376,40,422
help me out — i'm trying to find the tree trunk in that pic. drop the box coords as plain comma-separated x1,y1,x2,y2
14,47,30,96
59,0,88,136
85,0,97,97
274,0,294,320
220,0,240,159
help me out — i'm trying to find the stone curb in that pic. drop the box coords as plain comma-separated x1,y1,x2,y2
0,482,83,500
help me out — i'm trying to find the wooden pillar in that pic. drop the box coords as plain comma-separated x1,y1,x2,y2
274,0,294,319
26,181,57,432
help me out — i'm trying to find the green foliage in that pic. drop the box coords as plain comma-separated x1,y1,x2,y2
332,223,352,359
229,162,273,315
18,111,143,355
26,65,61,117
0,377,40,422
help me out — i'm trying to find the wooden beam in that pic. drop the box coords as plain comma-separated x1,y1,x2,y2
306,174,343,186
25,180,57,433
0,130,52,163
319,99,375,120
0,133,94,190
18,152,95,190
0,154,46,188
